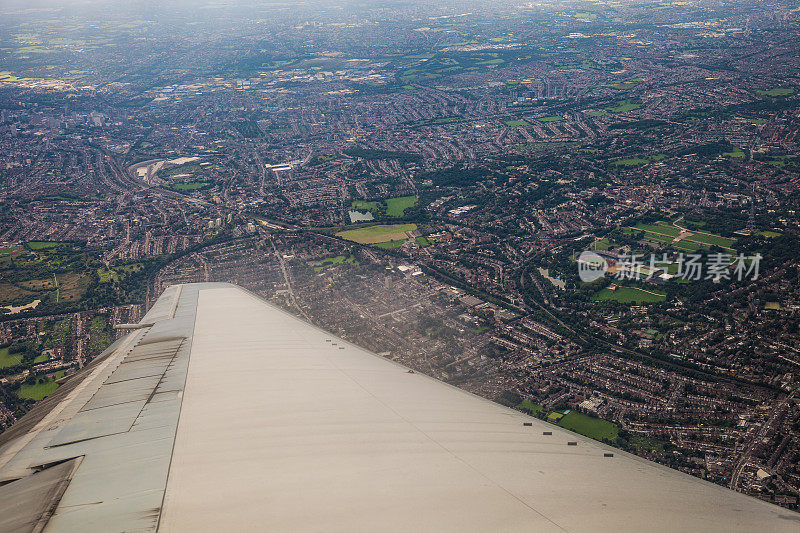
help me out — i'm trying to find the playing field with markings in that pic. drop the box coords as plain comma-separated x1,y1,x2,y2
631,222,735,250
594,286,666,303
336,224,418,244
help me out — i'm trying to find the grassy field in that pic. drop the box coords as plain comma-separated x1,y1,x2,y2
639,232,676,245
351,200,379,212
683,232,735,248
633,223,682,237
385,195,418,217
26,241,61,250
574,12,598,21
56,273,92,302
0,347,23,370
118,263,144,274
585,110,607,117
337,224,417,244
375,240,407,249
612,154,666,168
18,277,56,292
18,379,59,400
613,157,649,167
629,222,735,249
637,233,707,253
758,230,781,238
671,240,705,252
233,120,262,138
169,181,208,192
557,411,619,441
594,286,666,303
764,156,787,167
723,148,746,158
606,79,641,90
536,116,563,122
504,119,530,127
160,162,202,179
593,238,612,251
1,272,88,307
97,267,117,283
517,400,544,416
606,99,641,113
0,283,37,304
313,255,359,271
98,262,144,283
415,236,430,246
755,87,795,97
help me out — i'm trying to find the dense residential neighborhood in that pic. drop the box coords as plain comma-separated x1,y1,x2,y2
1,0,799,509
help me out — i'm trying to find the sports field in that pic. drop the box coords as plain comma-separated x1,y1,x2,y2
556,411,619,441
336,224,417,244
375,240,407,249
18,378,60,400
633,223,681,237
631,222,735,250
606,99,641,113
386,196,418,217
170,181,208,192
723,148,746,158
594,287,666,304
0,347,22,369
685,232,736,248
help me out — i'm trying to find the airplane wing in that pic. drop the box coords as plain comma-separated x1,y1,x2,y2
0,283,796,532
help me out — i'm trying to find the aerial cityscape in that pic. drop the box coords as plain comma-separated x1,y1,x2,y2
1,0,799,511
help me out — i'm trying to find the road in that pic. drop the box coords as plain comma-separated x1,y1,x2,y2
729,388,797,490
269,238,309,321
